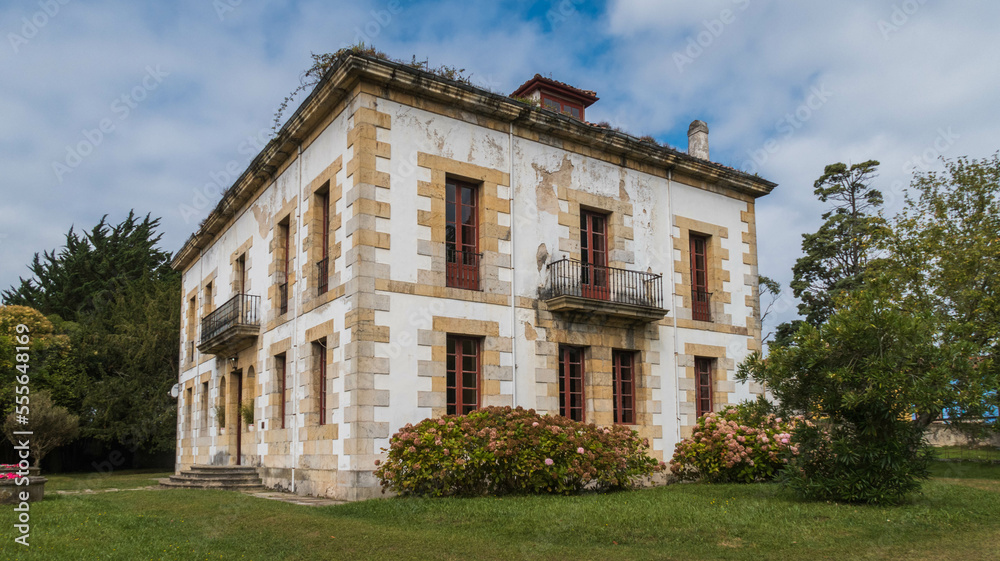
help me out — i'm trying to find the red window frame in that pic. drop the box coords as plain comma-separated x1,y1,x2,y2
690,234,710,322
446,335,480,415
317,188,330,294
278,219,290,314
202,381,210,429
185,387,193,434
316,343,327,426
559,346,585,422
695,357,713,417
540,93,584,120
612,350,636,425
580,210,609,300
277,354,287,429
446,179,480,290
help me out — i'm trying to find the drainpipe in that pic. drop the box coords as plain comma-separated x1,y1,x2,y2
508,122,517,407
291,142,304,493
666,169,681,444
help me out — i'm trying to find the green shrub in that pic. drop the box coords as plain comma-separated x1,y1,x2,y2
670,404,802,483
784,419,930,505
374,406,663,497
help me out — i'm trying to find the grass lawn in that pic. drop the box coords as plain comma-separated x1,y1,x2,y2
931,445,1000,462
43,469,173,493
1,464,998,561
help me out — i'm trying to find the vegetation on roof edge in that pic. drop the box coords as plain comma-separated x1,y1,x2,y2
271,43,492,132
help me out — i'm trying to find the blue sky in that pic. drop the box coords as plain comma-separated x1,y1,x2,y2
2,0,1000,337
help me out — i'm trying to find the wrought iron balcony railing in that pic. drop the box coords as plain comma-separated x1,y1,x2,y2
317,257,329,295
275,271,289,315
692,289,711,322
543,259,666,321
198,294,261,354
446,248,482,290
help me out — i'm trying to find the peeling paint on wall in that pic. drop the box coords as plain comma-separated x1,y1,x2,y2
532,156,574,215
536,242,548,272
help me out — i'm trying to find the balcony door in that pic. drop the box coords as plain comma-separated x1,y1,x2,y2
446,179,479,290
580,210,609,300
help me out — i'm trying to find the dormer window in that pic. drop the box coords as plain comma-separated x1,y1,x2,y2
511,74,598,122
541,94,582,119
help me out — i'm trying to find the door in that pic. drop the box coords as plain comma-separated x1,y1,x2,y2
580,210,609,300
234,370,243,466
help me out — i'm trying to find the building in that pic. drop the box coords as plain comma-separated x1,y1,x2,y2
170,52,777,500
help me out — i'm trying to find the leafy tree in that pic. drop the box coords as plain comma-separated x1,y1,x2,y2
2,212,180,456
738,282,981,503
0,306,85,416
780,160,886,333
3,390,80,468
878,153,1000,427
2,211,173,322
76,274,179,452
757,274,782,344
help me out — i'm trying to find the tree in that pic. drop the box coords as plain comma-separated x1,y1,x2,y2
1,212,180,457
738,282,981,503
3,390,80,468
2,211,174,322
0,306,85,417
76,274,179,452
757,274,782,344
780,160,886,333
878,153,1000,427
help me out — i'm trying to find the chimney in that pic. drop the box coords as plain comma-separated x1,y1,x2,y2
687,120,709,160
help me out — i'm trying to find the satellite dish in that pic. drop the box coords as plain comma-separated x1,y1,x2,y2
170,384,180,398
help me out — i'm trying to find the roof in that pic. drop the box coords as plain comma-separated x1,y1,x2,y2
510,74,599,106
170,53,777,272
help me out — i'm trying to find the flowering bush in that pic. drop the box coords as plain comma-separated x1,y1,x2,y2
0,464,23,480
374,406,663,497
670,405,802,483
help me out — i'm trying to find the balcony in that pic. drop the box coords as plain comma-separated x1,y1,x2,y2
317,257,329,295
446,248,481,290
198,294,261,356
542,259,667,323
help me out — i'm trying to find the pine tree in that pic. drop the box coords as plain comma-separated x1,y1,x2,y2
778,160,886,339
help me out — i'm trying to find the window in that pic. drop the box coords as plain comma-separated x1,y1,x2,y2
203,282,213,316
201,381,209,430
446,336,479,415
559,346,585,422
277,218,290,315
185,387,193,435
541,94,583,119
186,296,196,363
313,341,327,425
445,179,480,290
690,234,710,322
580,210,609,300
612,351,636,424
276,354,287,429
218,377,227,428
695,357,713,417
235,254,246,294
316,187,330,295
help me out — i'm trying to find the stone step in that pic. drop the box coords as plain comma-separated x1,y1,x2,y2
159,464,265,492
187,465,259,474
159,478,265,491
168,474,261,484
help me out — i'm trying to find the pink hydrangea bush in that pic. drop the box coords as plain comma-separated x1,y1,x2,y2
670,406,802,483
374,406,663,497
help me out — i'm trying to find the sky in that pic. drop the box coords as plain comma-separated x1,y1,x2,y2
2,0,999,338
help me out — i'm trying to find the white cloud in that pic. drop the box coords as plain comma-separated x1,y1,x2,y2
2,0,999,346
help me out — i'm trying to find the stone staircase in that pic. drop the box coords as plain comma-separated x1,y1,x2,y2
160,465,265,491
